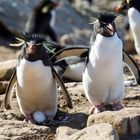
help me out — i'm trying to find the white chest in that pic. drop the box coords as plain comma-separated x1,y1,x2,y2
128,8,140,28
64,62,86,81
128,8,140,54
16,59,56,101
83,33,124,104
89,33,123,72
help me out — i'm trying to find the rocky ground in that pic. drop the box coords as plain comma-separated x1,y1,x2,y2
0,47,140,140
0,69,140,139
0,0,140,140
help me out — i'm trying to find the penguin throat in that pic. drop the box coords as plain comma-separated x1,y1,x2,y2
102,24,115,37
22,47,51,66
100,24,115,37
95,33,119,46
26,53,42,61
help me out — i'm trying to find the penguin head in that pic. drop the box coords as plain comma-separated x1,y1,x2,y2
92,12,117,37
16,33,55,63
116,0,140,13
19,34,46,61
24,34,46,56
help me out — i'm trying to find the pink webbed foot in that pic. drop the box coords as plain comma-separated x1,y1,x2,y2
90,104,106,114
24,114,37,124
112,102,123,111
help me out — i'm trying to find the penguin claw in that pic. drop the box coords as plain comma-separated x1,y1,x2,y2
90,104,106,114
112,102,123,111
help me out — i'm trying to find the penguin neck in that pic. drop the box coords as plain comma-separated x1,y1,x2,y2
19,46,52,66
94,32,118,46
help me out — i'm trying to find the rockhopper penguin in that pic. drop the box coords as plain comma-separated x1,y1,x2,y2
4,34,72,124
116,0,140,55
83,12,125,114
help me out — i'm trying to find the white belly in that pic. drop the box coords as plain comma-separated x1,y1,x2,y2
16,59,57,116
83,33,124,105
128,8,140,55
63,62,85,81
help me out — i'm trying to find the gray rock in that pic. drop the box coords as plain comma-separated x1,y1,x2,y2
0,59,18,81
87,108,140,135
56,126,78,140
54,0,91,45
60,113,88,129
0,119,51,139
93,0,121,10
0,59,18,94
0,81,8,95
0,0,38,33
56,123,119,140
0,0,91,45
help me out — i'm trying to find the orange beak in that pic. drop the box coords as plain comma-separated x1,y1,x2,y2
107,24,114,35
115,4,124,13
28,43,36,54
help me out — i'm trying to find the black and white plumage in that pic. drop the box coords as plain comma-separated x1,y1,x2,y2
25,0,58,42
50,31,140,85
4,34,72,124
116,0,140,55
83,12,125,114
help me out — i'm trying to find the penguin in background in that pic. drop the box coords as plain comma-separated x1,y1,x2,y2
25,0,58,42
4,33,72,124
83,12,125,114
52,47,89,82
116,0,140,55
53,56,86,82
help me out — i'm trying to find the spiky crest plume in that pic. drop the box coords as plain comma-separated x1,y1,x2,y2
98,12,117,24
90,12,117,25
10,33,56,54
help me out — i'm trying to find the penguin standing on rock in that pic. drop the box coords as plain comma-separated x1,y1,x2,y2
83,12,125,114
116,0,140,55
4,34,72,124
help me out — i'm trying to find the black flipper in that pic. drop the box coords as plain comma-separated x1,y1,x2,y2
4,69,17,109
51,67,72,108
51,47,89,62
123,51,140,85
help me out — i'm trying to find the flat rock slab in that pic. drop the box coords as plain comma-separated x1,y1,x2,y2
0,119,52,139
0,80,140,139
87,108,140,135
0,59,18,81
0,0,38,33
56,123,119,140
0,59,18,94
